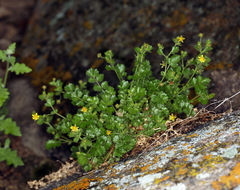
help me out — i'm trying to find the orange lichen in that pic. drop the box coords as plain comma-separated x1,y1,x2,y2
54,177,103,190
183,158,188,162
95,37,103,47
141,163,152,172
104,184,118,190
70,42,83,56
206,61,232,70
186,133,198,138
153,156,159,164
212,162,240,189
83,20,93,30
187,145,194,150
154,176,170,184
163,7,190,30
182,150,191,155
203,154,213,160
176,164,188,176
91,59,104,69
164,145,175,151
109,168,118,177
77,178,91,189
22,56,72,90
199,12,227,32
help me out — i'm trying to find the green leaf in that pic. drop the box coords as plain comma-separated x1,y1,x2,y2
116,64,127,77
0,139,24,167
0,147,24,167
9,63,32,75
170,46,179,54
130,87,146,102
50,79,63,95
77,152,89,166
168,55,181,66
0,50,7,62
5,43,16,55
157,43,164,55
45,98,55,107
7,56,16,65
0,118,21,136
195,41,202,52
46,140,62,150
4,138,10,148
183,68,192,79
0,83,9,107
150,91,168,104
80,138,92,150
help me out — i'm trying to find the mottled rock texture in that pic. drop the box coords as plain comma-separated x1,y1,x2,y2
0,0,36,49
33,111,240,190
20,0,240,111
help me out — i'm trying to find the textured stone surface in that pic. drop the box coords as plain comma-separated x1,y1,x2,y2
0,0,36,49
38,111,240,190
20,0,240,112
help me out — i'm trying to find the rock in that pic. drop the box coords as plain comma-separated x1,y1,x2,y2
7,78,47,157
31,111,240,190
20,0,240,112
0,0,36,49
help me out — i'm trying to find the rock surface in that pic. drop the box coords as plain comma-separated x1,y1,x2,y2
20,0,240,112
0,0,36,49
36,111,240,190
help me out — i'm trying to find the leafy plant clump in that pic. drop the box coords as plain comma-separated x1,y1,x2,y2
0,43,32,167
34,35,214,171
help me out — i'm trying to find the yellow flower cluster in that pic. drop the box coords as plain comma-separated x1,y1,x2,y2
177,35,185,43
32,113,39,121
106,130,112,136
169,113,176,121
198,55,205,63
82,107,88,113
70,124,78,132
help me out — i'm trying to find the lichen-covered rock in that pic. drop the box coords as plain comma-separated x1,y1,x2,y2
20,0,240,109
35,111,240,190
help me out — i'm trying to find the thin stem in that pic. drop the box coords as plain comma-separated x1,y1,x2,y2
50,104,66,119
3,60,9,87
176,65,198,96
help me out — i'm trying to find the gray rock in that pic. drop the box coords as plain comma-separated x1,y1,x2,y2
7,78,47,157
38,111,240,190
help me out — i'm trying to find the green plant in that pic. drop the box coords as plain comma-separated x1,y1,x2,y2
34,35,214,171
0,43,32,167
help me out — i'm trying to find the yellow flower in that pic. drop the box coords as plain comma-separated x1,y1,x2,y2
42,85,47,90
106,130,112,136
70,124,78,132
198,55,205,63
177,35,185,43
82,107,87,113
32,113,39,121
169,113,176,121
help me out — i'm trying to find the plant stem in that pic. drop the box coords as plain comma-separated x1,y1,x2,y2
50,104,66,119
3,61,9,87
